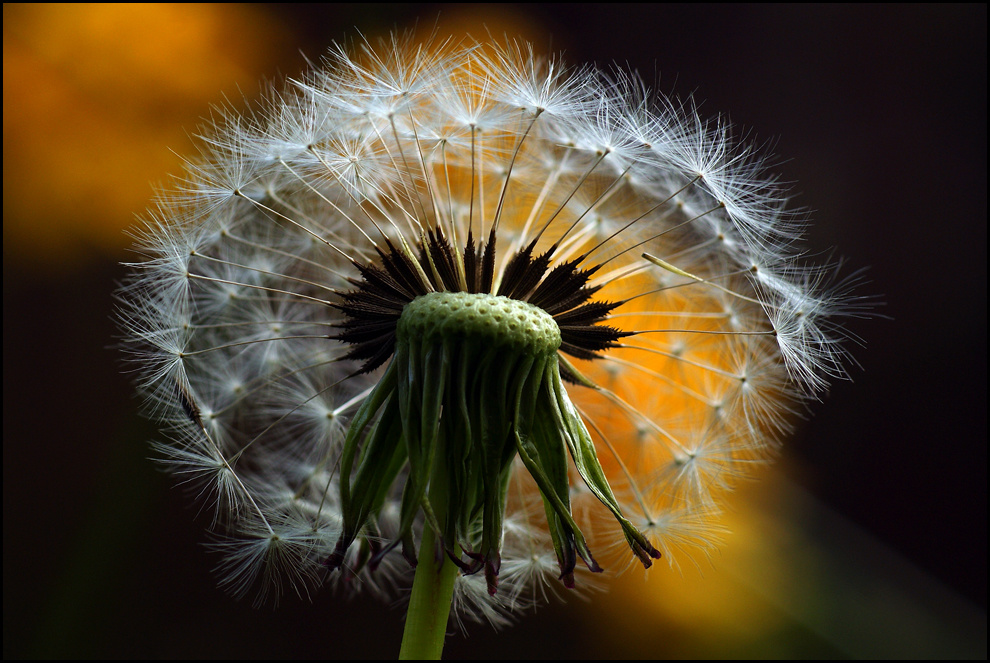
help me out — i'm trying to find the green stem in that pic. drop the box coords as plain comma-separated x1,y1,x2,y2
398,526,458,660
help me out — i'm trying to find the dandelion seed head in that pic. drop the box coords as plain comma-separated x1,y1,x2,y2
117,34,864,619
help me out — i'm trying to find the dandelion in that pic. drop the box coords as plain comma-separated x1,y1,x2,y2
117,34,864,658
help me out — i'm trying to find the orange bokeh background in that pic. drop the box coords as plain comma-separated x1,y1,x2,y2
3,5,293,268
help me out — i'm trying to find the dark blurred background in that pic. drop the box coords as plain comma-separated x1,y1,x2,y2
4,4,985,658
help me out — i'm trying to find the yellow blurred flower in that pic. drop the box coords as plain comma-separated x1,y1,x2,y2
2,3,286,269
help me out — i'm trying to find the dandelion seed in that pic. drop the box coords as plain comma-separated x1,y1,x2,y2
117,33,867,657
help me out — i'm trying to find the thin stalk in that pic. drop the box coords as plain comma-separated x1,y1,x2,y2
398,525,458,660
